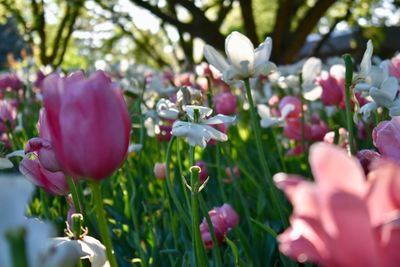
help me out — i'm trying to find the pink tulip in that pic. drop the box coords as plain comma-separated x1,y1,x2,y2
213,91,237,115
318,73,343,106
389,54,400,79
153,162,167,180
274,143,400,266
279,96,301,118
373,117,400,161
284,118,312,141
42,70,131,180
200,203,239,249
19,157,68,195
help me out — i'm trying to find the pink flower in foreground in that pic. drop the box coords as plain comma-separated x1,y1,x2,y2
24,108,61,172
200,203,239,249
373,117,400,161
19,156,68,195
42,70,131,180
274,143,400,267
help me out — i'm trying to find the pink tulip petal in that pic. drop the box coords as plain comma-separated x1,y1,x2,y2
367,160,400,225
309,143,366,196
326,192,379,267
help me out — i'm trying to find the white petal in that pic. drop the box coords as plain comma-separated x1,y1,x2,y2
6,150,25,158
185,105,213,120
330,64,345,79
203,45,229,73
381,77,398,100
257,104,272,118
225,31,255,77
281,104,295,119
254,36,272,71
260,117,282,128
26,219,55,267
0,175,34,230
303,85,322,101
203,114,236,125
359,102,377,118
0,157,14,169
355,83,371,92
302,57,322,85
81,236,109,267
156,99,179,120
360,40,373,78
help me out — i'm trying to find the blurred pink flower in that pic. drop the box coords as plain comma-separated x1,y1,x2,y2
284,118,312,141
155,124,172,142
224,166,240,183
42,70,131,180
200,203,239,249
279,96,301,118
213,91,237,115
19,156,68,195
389,54,400,79
153,162,166,180
286,144,305,156
373,117,400,161
274,143,400,266
310,120,329,141
0,73,23,91
0,99,17,133
318,74,344,106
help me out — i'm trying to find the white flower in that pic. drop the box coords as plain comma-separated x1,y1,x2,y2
44,236,110,267
301,57,323,101
171,105,235,148
156,98,179,120
257,104,294,128
355,40,400,117
204,31,276,83
0,175,55,267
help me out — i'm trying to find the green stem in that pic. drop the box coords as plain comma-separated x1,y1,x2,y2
6,228,28,267
243,79,288,226
66,176,81,214
342,54,356,155
190,166,207,267
165,137,191,229
199,195,223,267
90,181,119,267
298,72,307,154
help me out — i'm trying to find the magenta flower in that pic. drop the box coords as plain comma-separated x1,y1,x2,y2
279,96,301,118
200,203,239,249
373,117,400,161
284,118,312,141
274,143,400,266
19,156,68,195
42,70,131,180
213,91,237,115
318,73,344,106
195,160,209,183
0,99,17,133
0,73,23,91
